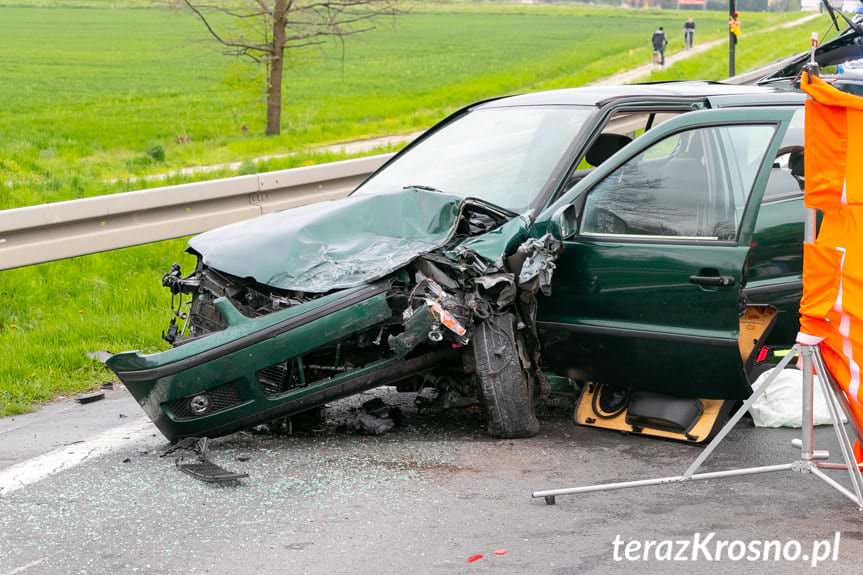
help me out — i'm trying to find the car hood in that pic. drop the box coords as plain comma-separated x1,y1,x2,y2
189,188,492,293
760,25,863,84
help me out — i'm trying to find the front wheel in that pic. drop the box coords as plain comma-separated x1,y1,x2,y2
472,312,540,439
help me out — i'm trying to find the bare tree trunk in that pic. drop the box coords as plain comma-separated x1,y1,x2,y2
266,0,288,136
184,0,400,137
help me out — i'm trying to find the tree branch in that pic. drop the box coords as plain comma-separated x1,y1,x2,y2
180,0,406,135
182,0,274,53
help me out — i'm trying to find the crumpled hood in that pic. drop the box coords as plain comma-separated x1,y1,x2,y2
189,188,469,293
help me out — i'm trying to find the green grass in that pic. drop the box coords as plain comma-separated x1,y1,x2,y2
0,4,797,209
0,3,805,415
0,239,194,414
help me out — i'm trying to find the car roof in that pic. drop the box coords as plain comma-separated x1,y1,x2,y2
476,81,805,109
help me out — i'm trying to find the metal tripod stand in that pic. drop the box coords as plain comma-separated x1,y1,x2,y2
532,344,863,509
532,208,863,510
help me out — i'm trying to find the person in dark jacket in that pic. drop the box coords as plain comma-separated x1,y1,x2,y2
652,27,668,66
684,17,696,49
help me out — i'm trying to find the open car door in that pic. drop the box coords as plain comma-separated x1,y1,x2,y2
536,107,796,401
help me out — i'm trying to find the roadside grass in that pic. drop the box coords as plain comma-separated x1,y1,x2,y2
0,3,806,415
0,240,192,415
0,146,378,416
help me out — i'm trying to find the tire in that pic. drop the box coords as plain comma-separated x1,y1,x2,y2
473,312,540,438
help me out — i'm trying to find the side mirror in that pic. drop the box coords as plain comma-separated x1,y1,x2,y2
550,204,578,241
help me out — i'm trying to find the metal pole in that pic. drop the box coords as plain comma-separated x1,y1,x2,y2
683,348,799,478
531,464,793,500
800,207,819,460
729,0,736,77
814,351,863,505
811,466,863,509
801,347,816,460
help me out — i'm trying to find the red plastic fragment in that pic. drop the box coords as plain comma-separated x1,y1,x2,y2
467,554,484,563
493,549,508,556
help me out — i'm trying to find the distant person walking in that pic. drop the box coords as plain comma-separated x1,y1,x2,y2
652,26,668,66
683,17,696,50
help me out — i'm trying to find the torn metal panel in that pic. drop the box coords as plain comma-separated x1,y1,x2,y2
389,303,435,356
516,234,562,296
446,216,530,269
474,273,517,309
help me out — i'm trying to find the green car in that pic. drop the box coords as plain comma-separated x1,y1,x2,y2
107,82,809,442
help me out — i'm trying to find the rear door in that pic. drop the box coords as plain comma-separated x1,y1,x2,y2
537,107,794,399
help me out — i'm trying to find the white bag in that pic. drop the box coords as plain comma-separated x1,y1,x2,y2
749,368,844,428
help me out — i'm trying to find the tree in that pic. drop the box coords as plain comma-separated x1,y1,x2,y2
181,0,401,135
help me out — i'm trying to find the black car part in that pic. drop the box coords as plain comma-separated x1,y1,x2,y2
625,392,704,435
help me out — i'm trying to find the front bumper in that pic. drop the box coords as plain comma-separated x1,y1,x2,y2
107,283,395,441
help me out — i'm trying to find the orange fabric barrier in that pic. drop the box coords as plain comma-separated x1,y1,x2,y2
799,73,863,461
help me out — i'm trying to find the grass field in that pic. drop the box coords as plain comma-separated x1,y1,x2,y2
0,3,797,209
0,3,810,415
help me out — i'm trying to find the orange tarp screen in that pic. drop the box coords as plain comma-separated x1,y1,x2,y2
799,72,863,461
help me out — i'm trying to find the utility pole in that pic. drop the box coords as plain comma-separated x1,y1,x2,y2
729,0,736,77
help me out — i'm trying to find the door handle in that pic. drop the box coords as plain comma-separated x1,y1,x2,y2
689,273,736,287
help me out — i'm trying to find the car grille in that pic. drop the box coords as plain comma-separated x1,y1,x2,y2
257,360,306,396
166,380,243,420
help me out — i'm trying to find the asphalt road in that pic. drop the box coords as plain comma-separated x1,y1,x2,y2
1,386,862,575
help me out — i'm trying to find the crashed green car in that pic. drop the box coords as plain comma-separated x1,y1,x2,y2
107,81,811,442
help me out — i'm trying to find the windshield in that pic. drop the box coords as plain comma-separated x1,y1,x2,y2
353,105,593,212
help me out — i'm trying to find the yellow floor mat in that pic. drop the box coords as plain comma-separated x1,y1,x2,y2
574,383,732,444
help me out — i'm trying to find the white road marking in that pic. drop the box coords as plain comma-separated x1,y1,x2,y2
0,419,153,496
2,558,46,575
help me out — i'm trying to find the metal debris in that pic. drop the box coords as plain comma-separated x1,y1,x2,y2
415,386,478,411
176,460,248,484
516,234,562,296
162,437,248,484
160,437,201,458
76,391,105,404
349,398,402,435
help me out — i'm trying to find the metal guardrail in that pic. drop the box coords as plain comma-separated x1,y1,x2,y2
726,54,801,85
0,154,392,270
0,61,785,272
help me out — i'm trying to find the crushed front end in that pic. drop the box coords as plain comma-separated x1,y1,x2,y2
106,189,561,441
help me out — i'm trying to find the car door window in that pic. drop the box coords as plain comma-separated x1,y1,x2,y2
763,108,805,203
581,124,776,240
565,110,684,191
